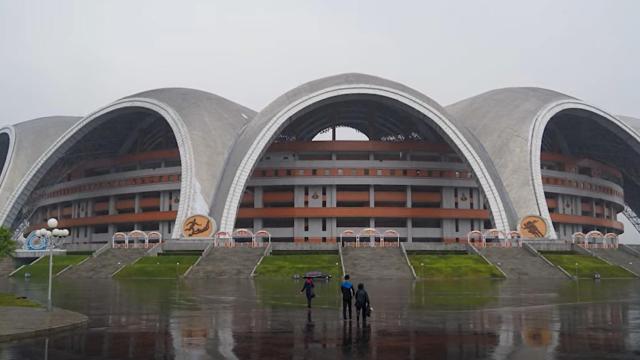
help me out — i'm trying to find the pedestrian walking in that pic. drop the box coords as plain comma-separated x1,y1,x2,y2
354,283,370,324
300,277,315,308
340,274,355,320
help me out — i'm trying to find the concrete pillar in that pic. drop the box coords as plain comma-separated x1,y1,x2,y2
254,187,263,208
134,194,141,214
369,185,374,207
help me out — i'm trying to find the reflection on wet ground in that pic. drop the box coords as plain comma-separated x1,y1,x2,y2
1,277,640,359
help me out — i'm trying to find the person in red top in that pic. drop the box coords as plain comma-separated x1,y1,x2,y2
300,277,315,308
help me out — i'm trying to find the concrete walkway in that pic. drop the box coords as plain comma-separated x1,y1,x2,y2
0,306,88,342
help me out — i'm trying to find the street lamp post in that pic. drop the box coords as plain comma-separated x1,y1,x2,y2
36,218,69,311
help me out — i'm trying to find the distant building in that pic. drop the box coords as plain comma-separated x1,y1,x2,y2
1,74,637,245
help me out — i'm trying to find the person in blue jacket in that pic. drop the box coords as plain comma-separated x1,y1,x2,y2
340,274,355,320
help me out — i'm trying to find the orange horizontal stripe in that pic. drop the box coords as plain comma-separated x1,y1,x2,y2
94,202,109,211
336,192,369,202
263,192,295,203
412,192,442,203
541,152,622,179
116,199,135,209
549,213,623,231
268,141,452,153
375,191,406,202
140,198,160,208
27,211,177,232
237,207,489,219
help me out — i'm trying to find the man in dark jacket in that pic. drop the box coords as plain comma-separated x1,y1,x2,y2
355,283,370,324
340,274,355,320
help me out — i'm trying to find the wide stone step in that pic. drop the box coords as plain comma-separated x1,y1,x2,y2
592,249,640,276
342,247,412,280
60,248,146,279
188,248,264,278
480,247,566,279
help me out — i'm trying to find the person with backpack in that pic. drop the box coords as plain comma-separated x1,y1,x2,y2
300,277,315,308
340,274,355,320
354,283,370,324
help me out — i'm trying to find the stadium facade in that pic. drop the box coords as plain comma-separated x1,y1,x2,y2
1,73,638,246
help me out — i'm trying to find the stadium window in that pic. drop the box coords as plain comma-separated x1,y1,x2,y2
322,218,327,231
338,169,344,175
364,169,370,176
312,169,318,176
298,169,305,176
324,169,330,176
286,169,292,176
376,169,382,176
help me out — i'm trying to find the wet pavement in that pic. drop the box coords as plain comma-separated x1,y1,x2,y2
1,277,640,359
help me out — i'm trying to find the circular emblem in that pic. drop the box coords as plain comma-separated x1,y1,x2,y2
518,215,548,238
26,232,48,250
182,215,216,238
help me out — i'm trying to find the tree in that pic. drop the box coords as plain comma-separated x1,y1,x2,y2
0,227,16,259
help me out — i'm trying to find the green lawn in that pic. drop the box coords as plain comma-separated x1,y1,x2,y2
254,254,342,278
409,254,505,279
541,252,634,279
11,255,89,278
0,293,40,307
114,255,199,279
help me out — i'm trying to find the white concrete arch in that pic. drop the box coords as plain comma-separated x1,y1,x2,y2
0,98,195,239
220,84,511,234
529,100,640,239
0,126,16,192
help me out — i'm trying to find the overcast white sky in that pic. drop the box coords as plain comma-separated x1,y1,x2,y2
1,0,639,126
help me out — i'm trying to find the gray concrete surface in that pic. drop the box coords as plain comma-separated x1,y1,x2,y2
188,247,264,278
342,247,413,279
0,306,87,342
592,249,640,276
59,248,145,279
480,247,567,279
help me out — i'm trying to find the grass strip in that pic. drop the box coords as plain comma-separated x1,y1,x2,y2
114,255,199,279
11,255,89,278
409,254,505,279
254,254,342,278
540,252,634,279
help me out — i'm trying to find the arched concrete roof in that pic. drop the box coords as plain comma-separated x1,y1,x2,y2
447,87,640,238
618,115,640,134
212,73,514,234
1,88,255,238
0,116,82,226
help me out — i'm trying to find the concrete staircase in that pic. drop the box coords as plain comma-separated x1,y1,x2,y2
626,244,640,253
480,247,566,279
0,257,15,277
342,247,412,279
592,249,640,276
59,248,146,278
188,247,264,278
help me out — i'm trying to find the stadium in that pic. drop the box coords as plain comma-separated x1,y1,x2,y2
2,73,640,280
